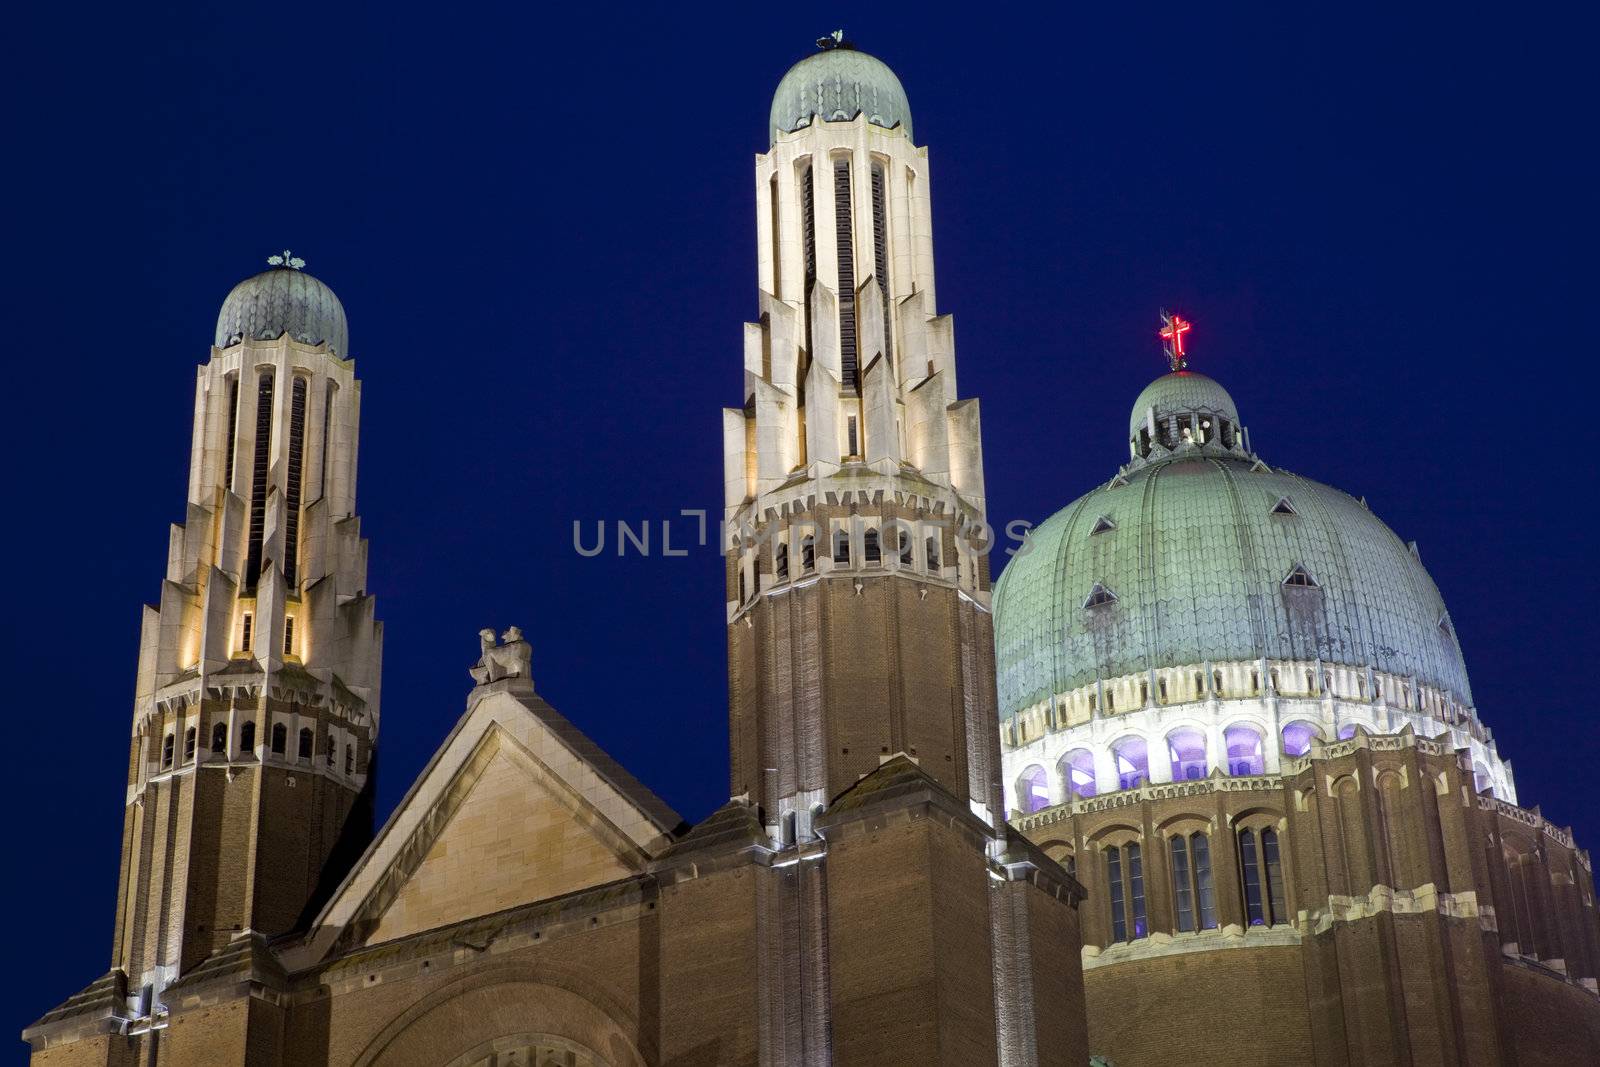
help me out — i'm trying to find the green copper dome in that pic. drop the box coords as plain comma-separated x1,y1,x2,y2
769,43,912,146
994,374,1473,718
215,265,348,357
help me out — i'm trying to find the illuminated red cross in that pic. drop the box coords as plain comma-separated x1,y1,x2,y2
1159,310,1192,371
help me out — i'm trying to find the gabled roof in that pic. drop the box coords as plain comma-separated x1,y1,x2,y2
287,677,684,968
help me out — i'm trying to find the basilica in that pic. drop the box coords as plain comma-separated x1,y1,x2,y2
24,36,1600,1067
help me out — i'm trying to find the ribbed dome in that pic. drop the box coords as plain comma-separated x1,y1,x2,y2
995,380,1473,719
1128,371,1238,439
769,45,912,146
215,267,348,357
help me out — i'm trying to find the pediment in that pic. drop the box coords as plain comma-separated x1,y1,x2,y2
298,680,682,962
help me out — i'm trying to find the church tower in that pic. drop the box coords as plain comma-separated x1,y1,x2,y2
110,254,382,1014
724,34,1003,842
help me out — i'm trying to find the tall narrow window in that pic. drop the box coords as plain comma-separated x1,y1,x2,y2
1192,833,1217,929
183,726,196,762
223,375,239,492
864,527,880,563
1170,835,1194,932
833,528,851,564
283,377,307,587
1262,827,1287,923
925,535,941,571
271,723,287,756
244,371,275,591
870,161,892,365
846,415,859,457
801,534,815,572
769,173,783,297
240,721,255,753
801,165,816,359
1108,846,1127,942
297,727,313,761
319,380,335,500
211,722,227,753
1128,843,1147,938
240,612,253,652
1239,828,1266,925
834,157,857,389
283,616,296,656
345,744,354,775
161,733,175,770
897,527,913,566
775,542,789,581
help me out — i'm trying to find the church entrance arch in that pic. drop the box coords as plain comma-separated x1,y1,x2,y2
443,1033,608,1067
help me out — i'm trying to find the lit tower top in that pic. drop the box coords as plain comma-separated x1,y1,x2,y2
724,35,1002,841
109,252,382,1017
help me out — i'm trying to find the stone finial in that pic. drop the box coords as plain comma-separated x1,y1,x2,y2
469,626,533,686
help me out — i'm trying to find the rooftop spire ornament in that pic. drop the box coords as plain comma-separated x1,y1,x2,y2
816,28,846,50
1159,309,1192,371
267,249,305,270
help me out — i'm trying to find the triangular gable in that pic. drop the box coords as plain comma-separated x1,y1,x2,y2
294,679,682,963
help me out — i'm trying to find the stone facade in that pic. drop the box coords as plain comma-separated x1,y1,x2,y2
26,41,1088,1067
1014,728,1600,1064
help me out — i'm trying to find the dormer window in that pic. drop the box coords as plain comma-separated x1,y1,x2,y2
1090,515,1116,536
1283,564,1319,588
1084,583,1118,608
1271,497,1298,517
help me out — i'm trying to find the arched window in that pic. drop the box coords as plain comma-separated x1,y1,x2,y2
775,542,789,581
925,535,940,571
1158,677,1169,703
345,744,354,775
1193,671,1204,697
283,376,307,587
833,528,851,564
1306,668,1316,693
1060,749,1097,799
1166,728,1208,781
183,726,197,762
297,727,313,761
1225,724,1265,775
1112,736,1149,791
211,722,228,753
1212,669,1223,695
1250,669,1261,694
1018,765,1049,814
864,528,881,564
1281,721,1320,757
801,534,815,572
240,721,255,753
161,733,175,770
1237,826,1288,926
1106,842,1147,942
1337,722,1359,740
270,723,287,755
1170,832,1218,932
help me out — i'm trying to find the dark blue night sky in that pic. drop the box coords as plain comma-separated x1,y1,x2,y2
8,4,1595,1054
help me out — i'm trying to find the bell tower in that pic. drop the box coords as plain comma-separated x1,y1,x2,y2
110,253,382,1014
724,35,1003,840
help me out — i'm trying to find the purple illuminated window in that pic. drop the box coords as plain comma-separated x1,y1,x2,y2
1166,728,1208,780
1112,736,1149,790
1060,748,1097,799
1238,827,1287,926
1281,721,1319,757
1019,765,1050,813
1337,722,1359,740
1225,724,1265,775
